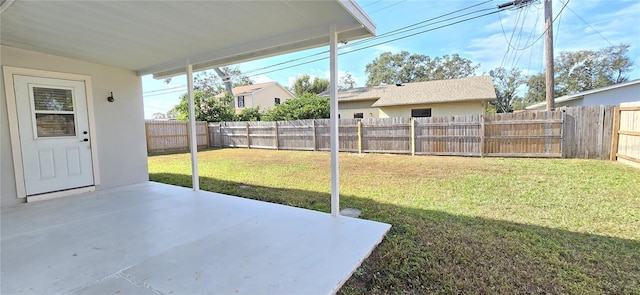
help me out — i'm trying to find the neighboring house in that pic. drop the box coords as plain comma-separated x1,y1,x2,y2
322,76,496,119
526,79,640,110
224,82,295,113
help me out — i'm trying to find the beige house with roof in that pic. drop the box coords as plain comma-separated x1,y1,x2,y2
328,76,496,119
229,81,295,113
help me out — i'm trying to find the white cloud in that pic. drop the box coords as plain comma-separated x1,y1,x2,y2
252,74,273,84
371,44,402,55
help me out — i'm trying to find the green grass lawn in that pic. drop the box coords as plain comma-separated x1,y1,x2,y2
148,148,640,294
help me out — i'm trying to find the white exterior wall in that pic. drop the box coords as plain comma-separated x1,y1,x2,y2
1,46,148,207
338,100,379,119
379,101,486,118
583,84,640,106
556,98,586,108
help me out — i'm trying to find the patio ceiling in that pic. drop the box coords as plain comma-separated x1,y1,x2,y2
0,0,375,78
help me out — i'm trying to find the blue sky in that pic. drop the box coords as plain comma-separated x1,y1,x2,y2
143,0,640,118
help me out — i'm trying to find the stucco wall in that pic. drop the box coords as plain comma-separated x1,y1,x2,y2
338,100,379,119
1,45,148,207
254,85,294,111
379,101,486,118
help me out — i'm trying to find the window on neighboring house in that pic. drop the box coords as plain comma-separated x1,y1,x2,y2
353,113,364,119
274,97,281,105
411,108,432,117
237,96,245,108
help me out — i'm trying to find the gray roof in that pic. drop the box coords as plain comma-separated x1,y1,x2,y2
323,76,496,106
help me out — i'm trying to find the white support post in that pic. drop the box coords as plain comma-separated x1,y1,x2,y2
329,25,340,217
186,61,199,191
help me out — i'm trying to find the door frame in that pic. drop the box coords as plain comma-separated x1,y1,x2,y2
3,66,101,200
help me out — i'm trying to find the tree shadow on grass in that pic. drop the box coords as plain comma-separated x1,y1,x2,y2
150,172,640,295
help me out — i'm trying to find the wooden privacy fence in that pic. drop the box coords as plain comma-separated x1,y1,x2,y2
206,111,565,158
145,106,619,159
145,120,209,153
610,101,640,168
561,105,615,160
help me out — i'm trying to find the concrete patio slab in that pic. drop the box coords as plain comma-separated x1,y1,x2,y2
1,182,390,294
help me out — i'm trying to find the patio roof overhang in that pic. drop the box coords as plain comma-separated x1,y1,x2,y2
1,0,374,216
0,0,375,78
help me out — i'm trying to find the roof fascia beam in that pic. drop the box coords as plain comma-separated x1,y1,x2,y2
145,22,369,79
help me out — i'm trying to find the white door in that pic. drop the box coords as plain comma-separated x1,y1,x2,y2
13,75,94,196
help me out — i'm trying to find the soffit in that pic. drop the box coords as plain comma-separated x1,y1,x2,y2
0,0,374,78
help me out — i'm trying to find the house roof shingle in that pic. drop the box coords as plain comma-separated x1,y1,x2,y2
215,81,293,98
324,76,496,107
232,82,277,95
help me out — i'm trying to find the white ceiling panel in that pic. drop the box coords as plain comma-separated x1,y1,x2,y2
0,0,374,77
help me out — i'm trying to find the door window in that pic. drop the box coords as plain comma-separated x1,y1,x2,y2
31,87,76,137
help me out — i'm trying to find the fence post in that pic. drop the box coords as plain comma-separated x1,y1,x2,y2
357,120,362,154
274,121,279,150
246,122,251,149
203,122,210,149
610,106,621,161
186,122,191,151
479,115,485,157
312,120,317,151
560,111,565,158
145,121,151,154
410,118,415,156
218,123,223,148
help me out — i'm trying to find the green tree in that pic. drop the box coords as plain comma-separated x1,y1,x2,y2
292,74,330,96
262,93,330,121
364,51,480,86
524,73,546,104
525,44,633,102
236,106,262,121
490,67,526,113
169,91,235,122
339,72,357,90
193,66,253,95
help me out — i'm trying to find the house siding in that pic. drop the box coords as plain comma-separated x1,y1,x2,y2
338,99,379,119
235,84,294,113
582,84,640,106
1,45,148,206
379,101,486,118
253,85,294,111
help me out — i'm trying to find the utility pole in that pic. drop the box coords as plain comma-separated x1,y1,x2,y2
544,0,555,110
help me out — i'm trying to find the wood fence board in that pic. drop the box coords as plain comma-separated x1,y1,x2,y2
616,101,640,168
147,105,621,159
145,120,208,153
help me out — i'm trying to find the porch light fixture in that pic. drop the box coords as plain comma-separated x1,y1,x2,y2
107,92,114,102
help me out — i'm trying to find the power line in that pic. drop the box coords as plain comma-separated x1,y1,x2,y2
242,0,497,76
143,86,186,95
246,6,510,78
563,2,613,46
144,88,187,97
369,0,406,14
499,0,569,53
